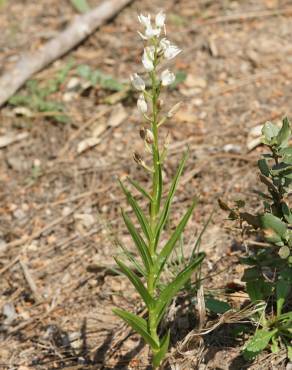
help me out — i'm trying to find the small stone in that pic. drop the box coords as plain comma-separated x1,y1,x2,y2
192,98,203,106
3,303,17,324
66,77,81,91
0,239,7,254
33,158,41,167
74,213,95,229
62,207,72,217
63,92,78,102
13,208,26,220
223,144,242,154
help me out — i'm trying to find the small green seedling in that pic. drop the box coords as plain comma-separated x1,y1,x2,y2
77,64,125,92
9,61,73,123
219,117,292,361
113,12,205,368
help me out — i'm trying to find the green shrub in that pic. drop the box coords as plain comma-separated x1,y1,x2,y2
219,117,292,361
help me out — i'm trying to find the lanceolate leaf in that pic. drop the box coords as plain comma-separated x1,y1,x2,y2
156,198,198,279
277,117,291,147
127,177,152,201
119,180,152,241
153,330,170,367
154,253,205,325
258,159,270,177
191,209,214,258
243,329,278,360
119,244,146,277
115,258,153,308
154,151,188,248
113,308,159,349
122,210,152,271
276,279,291,316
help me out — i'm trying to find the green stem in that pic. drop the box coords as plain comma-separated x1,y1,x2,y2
147,45,161,362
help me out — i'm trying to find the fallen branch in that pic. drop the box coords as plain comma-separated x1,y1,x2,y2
0,0,133,107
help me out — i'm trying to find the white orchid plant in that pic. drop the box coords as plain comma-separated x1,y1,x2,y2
113,11,205,368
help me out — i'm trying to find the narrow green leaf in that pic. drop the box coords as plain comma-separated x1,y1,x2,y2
118,243,146,277
157,198,197,278
154,253,205,325
113,308,159,349
287,345,292,361
191,210,214,258
128,177,152,201
119,180,152,241
276,279,290,316
122,210,152,271
277,117,291,147
281,202,292,224
243,329,277,360
155,151,188,248
153,330,170,367
70,0,90,13
271,336,280,353
115,258,153,308
258,159,270,177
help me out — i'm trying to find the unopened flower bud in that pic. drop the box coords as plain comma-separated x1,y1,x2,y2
137,94,147,114
140,128,154,144
157,99,164,110
155,11,166,28
167,101,182,118
130,73,145,91
133,152,143,165
142,46,155,71
161,69,176,86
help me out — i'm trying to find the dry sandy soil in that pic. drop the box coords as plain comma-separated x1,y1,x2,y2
0,0,292,369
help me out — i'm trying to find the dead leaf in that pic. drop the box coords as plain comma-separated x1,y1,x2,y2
13,107,33,117
0,132,29,148
176,110,195,124
77,137,101,154
184,75,207,89
246,124,263,151
107,103,127,127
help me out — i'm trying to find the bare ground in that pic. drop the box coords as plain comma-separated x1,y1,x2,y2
0,0,292,369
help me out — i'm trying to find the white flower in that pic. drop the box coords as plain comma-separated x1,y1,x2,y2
138,27,160,40
137,94,147,113
160,38,181,60
160,38,170,50
130,73,145,91
161,69,175,86
144,25,161,39
155,11,166,28
137,13,161,40
138,14,151,28
142,46,155,71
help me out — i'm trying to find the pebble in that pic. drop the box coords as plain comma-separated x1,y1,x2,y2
223,143,242,154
